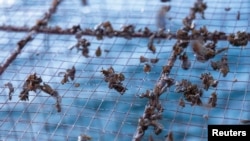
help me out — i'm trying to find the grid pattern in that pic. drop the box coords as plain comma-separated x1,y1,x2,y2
0,0,250,141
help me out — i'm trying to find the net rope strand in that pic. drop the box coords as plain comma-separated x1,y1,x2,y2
0,0,62,75
133,0,207,140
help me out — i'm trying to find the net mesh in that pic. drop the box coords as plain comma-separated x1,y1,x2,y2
0,0,250,141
